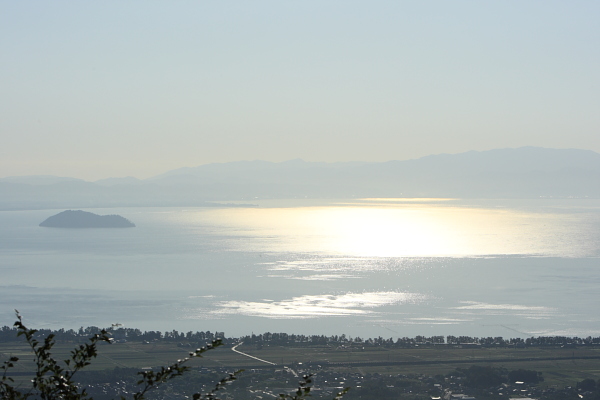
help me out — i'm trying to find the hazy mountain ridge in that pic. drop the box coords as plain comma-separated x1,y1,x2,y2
2,147,600,210
0,175,85,185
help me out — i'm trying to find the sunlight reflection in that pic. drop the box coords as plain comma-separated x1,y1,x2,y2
181,200,597,257
452,301,557,319
212,291,427,319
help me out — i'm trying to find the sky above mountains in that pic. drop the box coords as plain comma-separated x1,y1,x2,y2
2,1,599,180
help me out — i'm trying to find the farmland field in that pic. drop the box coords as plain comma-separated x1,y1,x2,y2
3,341,600,387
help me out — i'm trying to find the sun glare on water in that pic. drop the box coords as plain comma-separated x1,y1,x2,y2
309,206,454,257
186,199,592,258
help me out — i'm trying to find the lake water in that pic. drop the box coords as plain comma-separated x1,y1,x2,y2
1,198,600,339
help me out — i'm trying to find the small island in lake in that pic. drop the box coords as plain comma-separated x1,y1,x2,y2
39,210,135,228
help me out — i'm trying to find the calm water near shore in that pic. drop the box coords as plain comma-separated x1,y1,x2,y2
1,198,600,339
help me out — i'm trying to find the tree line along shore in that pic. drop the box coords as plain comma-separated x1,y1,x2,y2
2,325,599,348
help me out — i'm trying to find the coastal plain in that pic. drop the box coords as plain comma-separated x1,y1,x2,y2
3,341,600,388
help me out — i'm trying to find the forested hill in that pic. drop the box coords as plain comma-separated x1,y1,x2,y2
39,210,135,228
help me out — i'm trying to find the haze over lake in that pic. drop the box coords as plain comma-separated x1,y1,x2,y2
2,197,599,339
3,0,600,352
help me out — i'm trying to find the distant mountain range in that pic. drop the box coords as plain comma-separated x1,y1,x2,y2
2,147,600,210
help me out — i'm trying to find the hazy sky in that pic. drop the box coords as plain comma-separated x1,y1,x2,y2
2,1,599,180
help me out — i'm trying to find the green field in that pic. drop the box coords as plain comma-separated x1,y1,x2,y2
3,341,600,387
237,344,600,387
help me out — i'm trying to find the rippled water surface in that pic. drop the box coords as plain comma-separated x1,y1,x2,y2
1,198,600,338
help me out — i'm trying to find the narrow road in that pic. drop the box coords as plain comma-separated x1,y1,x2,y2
231,343,300,377
231,343,276,366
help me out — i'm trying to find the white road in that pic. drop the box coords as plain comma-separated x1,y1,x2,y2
231,343,299,377
231,342,276,365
